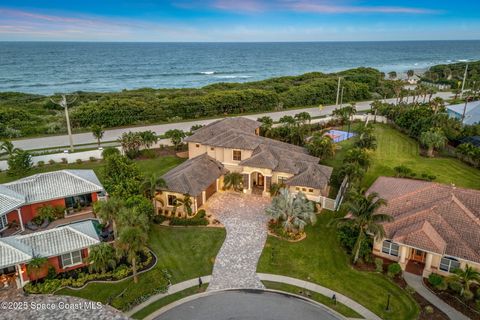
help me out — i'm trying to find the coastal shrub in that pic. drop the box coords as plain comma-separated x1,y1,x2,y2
48,159,56,165
102,147,121,159
196,209,206,219
153,215,167,224
463,290,475,301
374,258,384,273
424,306,434,314
61,157,68,164
428,273,444,287
76,159,83,164
37,160,45,167
387,263,402,278
448,281,463,294
89,156,97,162
169,216,208,226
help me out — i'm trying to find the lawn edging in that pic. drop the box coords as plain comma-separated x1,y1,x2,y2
53,248,159,293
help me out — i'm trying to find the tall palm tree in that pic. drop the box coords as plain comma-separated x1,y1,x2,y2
307,133,335,160
449,265,480,299
330,191,391,264
0,140,19,157
257,116,274,137
223,172,244,192
370,100,382,123
265,189,316,234
94,197,124,238
115,226,148,283
340,162,365,185
420,129,446,157
91,124,105,148
139,130,158,149
140,174,167,212
430,97,445,114
86,243,117,273
118,206,150,233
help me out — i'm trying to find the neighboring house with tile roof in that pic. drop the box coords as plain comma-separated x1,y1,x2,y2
0,170,105,237
159,117,333,215
367,176,480,278
0,220,100,288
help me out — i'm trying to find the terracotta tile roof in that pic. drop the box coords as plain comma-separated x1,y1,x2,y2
368,177,480,264
162,154,228,196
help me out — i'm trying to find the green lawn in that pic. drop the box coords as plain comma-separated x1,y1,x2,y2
262,281,362,318
364,124,480,189
131,284,208,319
258,212,419,320
56,226,225,311
0,155,185,184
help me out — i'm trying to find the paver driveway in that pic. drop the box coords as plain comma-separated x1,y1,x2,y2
206,192,271,291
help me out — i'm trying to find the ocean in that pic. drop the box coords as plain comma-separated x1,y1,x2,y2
1,40,480,95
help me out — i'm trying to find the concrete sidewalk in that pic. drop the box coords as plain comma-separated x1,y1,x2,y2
403,273,470,320
126,273,381,320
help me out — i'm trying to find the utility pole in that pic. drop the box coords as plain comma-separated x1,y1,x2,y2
461,96,469,123
51,94,76,153
460,64,468,98
335,77,342,106
340,86,345,108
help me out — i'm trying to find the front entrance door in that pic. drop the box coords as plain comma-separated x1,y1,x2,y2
257,173,264,187
411,249,426,263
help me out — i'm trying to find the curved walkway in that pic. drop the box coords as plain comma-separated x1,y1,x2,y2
404,273,469,320
206,192,271,290
126,273,381,320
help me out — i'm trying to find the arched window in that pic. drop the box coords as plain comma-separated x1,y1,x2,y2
439,256,460,273
382,240,399,257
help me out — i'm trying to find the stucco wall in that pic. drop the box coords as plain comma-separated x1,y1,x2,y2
25,248,89,281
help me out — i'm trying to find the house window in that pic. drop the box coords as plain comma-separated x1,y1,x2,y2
167,195,177,206
196,144,200,148
381,240,399,257
295,187,300,191
302,188,307,192
308,188,314,193
233,150,242,161
277,176,288,185
210,147,215,151
61,250,83,268
439,257,461,273
0,214,7,230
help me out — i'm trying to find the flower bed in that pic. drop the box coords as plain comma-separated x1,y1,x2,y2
424,277,480,320
268,221,305,242
24,249,156,294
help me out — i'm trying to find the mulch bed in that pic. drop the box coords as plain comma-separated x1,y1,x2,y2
391,276,449,320
424,279,480,320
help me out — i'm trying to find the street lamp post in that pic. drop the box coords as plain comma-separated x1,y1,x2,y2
51,94,76,153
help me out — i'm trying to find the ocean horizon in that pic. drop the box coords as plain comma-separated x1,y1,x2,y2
1,40,480,95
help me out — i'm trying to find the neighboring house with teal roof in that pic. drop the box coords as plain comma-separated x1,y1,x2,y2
447,100,480,125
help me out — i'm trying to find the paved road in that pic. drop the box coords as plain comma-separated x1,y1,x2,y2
206,192,270,291
13,92,452,150
154,290,344,320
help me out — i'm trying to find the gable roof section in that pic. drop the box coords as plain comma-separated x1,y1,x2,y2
2,170,104,205
0,185,26,216
162,154,228,196
285,164,333,190
368,177,480,264
0,220,100,269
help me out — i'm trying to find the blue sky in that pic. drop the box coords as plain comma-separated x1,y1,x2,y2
1,1,479,41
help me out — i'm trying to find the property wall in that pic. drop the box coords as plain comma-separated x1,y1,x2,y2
25,248,89,282
20,198,66,224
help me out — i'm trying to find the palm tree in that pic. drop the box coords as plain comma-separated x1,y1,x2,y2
91,124,105,148
140,174,166,212
139,130,158,149
294,112,311,126
86,243,117,273
370,100,382,123
354,125,377,150
279,115,296,126
118,132,143,158
118,206,150,233
175,194,193,217
330,191,391,264
406,69,414,80
449,265,480,299
27,256,48,281
165,129,186,151
223,172,244,192
257,116,274,137
116,226,148,283
420,129,446,157
266,189,316,234
344,147,371,170
94,197,124,238
0,140,19,157
430,97,445,114
388,71,397,80
307,133,335,160
340,162,365,185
